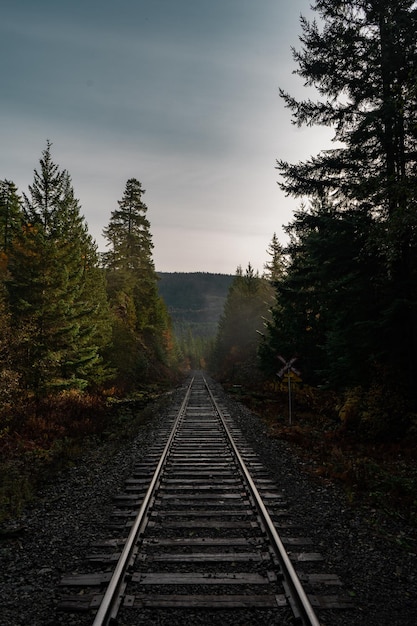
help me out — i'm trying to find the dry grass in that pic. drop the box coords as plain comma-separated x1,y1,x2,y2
0,382,175,524
232,383,417,532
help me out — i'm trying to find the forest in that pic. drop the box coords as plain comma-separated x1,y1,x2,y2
1,0,417,527
261,0,417,436
210,1,417,431
207,1,417,526
157,272,233,333
0,144,183,520
157,272,233,368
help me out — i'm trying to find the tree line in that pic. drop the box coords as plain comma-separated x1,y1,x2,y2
209,238,283,384
0,142,177,429
157,272,233,369
211,1,417,440
3,0,417,444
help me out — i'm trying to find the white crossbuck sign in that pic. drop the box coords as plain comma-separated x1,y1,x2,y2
277,355,301,379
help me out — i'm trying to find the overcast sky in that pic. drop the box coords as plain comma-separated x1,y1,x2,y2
1,0,332,274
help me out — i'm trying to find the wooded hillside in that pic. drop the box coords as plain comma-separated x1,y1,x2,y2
157,272,233,338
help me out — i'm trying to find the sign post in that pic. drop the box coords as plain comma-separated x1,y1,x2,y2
277,356,301,425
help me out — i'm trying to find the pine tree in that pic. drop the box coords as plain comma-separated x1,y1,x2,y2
272,0,417,402
103,178,175,385
278,1,417,207
7,143,111,393
259,201,383,386
0,180,23,273
263,233,285,283
103,178,153,273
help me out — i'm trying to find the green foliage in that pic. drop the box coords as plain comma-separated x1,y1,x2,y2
176,327,214,369
103,178,178,387
263,232,286,283
260,202,384,387
103,178,153,274
210,264,274,383
0,149,180,418
0,180,22,258
157,272,233,368
157,272,233,337
260,1,417,429
0,151,181,521
6,143,112,394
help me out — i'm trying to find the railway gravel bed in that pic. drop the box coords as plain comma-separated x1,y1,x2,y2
1,375,416,625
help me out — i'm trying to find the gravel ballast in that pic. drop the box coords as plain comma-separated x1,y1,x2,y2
1,376,416,625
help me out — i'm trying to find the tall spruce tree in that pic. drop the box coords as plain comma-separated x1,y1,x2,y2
263,233,286,283
268,0,417,403
259,201,383,386
0,180,23,262
6,143,111,393
103,178,175,385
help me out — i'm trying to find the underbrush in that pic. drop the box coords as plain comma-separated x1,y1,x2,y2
0,386,168,524
227,381,417,533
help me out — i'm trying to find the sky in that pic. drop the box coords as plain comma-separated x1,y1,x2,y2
1,0,332,274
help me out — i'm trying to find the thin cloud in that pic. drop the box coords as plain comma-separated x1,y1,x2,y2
1,0,328,274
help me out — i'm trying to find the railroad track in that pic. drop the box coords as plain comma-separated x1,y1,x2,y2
59,373,352,625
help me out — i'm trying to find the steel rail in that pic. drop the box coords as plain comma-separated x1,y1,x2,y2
203,376,321,626
91,377,194,626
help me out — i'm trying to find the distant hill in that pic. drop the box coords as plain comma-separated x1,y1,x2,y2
157,272,234,338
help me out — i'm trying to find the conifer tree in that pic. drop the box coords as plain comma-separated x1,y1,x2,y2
259,201,383,386
211,264,273,383
7,143,111,393
103,178,175,385
263,233,285,283
0,180,23,260
267,0,417,403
